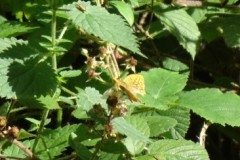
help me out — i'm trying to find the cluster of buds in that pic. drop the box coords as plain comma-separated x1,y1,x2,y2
0,116,19,139
81,48,108,81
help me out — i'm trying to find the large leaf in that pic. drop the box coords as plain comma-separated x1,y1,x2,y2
66,1,141,55
140,68,188,110
147,139,209,160
154,7,201,59
178,88,240,126
0,39,57,99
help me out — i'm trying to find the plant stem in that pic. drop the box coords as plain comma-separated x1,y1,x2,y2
61,86,77,96
51,4,57,71
51,0,63,127
32,109,49,153
199,121,211,147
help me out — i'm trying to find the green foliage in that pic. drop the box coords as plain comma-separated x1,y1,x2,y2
65,1,142,56
0,0,240,159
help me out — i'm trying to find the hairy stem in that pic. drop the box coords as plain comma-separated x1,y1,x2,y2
32,109,49,153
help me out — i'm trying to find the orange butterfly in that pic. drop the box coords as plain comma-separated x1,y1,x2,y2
113,74,145,102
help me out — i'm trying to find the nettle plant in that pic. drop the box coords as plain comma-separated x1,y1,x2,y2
0,0,240,159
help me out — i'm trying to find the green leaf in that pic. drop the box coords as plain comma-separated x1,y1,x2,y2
35,124,80,159
148,139,209,160
66,1,142,55
154,7,201,59
111,117,151,143
146,116,177,137
3,140,32,159
122,116,151,155
0,21,37,38
76,87,107,111
37,96,60,109
69,133,93,159
0,39,57,99
0,60,57,99
162,58,189,74
158,106,190,139
110,1,134,26
0,37,27,53
178,88,240,126
140,68,188,110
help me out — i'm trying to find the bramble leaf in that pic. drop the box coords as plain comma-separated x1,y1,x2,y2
147,139,209,160
154,7,201,59
178,88,240,126
140,68,188,110
65,1,142,56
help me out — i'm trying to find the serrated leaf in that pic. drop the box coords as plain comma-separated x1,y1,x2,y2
154,7,200,59
0,60,57,99
110,1,134,26
148,139,209,160
178,88,240,126
66,1,142,55
69,133,93,159
123,116,151,155
3,140,32,159
0,21,37,38
111,117,151,143
0,39,57,99
0,37,28,53
146,116,177,137
158,106,190,139
34,124,80,159
76,87,107,111
140,68,188,110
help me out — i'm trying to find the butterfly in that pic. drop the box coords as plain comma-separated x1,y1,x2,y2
113,74,145,102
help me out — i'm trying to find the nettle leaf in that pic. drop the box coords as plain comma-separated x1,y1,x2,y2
147,139,209,160
140,68,188,110
154,7,200,59
158,106,190,139
0,40,57,99
65,1,142,55
0,37,27,53
2,140,32,159
76,87,107,112
178,88,240,126
34,124,80,159
0,21,37,38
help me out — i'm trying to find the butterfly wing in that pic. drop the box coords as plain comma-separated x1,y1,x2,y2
123,74,145,96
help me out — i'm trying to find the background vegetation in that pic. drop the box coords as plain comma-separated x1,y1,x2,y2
0,0,240,159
